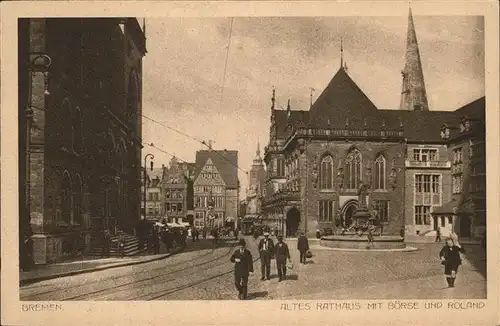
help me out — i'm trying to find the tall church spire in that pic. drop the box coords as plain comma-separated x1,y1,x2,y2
256,140,261,158
399,7,429,111
340,36,344,68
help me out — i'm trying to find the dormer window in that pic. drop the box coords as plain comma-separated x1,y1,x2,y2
440,124,450,140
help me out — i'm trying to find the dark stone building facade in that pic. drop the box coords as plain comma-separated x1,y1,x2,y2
433,98,486,239
261,9,485,239
19,18,146,264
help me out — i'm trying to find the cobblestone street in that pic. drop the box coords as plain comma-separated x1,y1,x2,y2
20,236,486,301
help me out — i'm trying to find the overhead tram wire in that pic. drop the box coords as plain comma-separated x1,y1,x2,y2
139,117,248,174
139,18,249,175
218,17,234,109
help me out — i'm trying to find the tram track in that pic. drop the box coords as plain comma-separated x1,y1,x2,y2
137,240,262,301
21,240,231,301
64,240,239,301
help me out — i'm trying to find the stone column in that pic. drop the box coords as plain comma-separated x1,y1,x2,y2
28,19,49,265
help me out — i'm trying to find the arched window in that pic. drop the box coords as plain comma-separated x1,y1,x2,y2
73,174,83,225
345,148,362,189
72,107,84,154
60,171,72,224
374,155,386,190
319,155,334,190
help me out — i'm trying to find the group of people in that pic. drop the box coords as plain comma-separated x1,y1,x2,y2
230,231,311,300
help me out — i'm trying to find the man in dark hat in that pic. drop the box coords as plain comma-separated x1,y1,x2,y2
297,231,309,264
230,238,254,299
258,232,274,280
274,235,291,281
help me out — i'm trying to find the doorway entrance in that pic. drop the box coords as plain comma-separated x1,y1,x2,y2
459,215,471,238
341,200,358,228
286,207,300,237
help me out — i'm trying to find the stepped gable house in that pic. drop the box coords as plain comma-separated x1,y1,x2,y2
19,18,146,264
193,147,239,228
262,9,485,239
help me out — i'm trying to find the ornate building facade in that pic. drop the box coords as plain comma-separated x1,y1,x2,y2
161,158,195,223
245,142,266,216
432,98,486,239
19,18,146,264
193,148,239,228
261,9,485,239
141,168,163,220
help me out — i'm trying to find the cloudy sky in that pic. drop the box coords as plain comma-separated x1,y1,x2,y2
141,14,484,195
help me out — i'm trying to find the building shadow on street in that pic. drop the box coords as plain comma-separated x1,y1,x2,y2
247,291,268,300
464,245,486,278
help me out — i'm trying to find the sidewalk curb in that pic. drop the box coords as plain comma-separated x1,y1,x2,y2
20,249,183,287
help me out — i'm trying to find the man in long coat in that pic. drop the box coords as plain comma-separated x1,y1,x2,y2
230,238,254,299
274,235,291,281
297,232,309,264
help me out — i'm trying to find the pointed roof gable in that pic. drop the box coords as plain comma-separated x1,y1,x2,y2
273,109,310,139
399,8,429,111
194,150,238,188
308,68,383,129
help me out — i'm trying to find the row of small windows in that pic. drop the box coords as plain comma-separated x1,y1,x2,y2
194,185,225,194
195,196,225,208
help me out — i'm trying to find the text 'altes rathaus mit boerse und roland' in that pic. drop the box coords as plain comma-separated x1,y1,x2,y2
260,8,485,239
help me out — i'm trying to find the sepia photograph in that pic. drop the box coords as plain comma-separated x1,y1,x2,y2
1,1,499,325
17,11,488,301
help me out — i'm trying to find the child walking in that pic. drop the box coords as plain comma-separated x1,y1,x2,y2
439,233,465,288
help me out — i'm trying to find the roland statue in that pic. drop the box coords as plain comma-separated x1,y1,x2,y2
357,181,369,210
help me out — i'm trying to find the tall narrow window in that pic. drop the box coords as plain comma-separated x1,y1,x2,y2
345,148,362,189
374,155,386,190
60,172,72,224
320,155,334,190
73,174,83,225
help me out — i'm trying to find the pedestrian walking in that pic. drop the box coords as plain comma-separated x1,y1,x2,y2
230,238,254,300
191,227,196,242
435,226,442,242
274,235,291,282
439,234,466,288
258,232,274,281
234,228,239,240
297,232,309,264
117,232,125,258
367,226,375,245
102,229,111,258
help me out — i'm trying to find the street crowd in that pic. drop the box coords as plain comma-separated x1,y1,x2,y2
230,231,312,300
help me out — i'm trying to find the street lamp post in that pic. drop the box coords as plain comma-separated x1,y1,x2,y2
143,154,154,220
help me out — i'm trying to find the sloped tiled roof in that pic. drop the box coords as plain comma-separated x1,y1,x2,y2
270,66,484,145
194,150,238,188
308,68,384,130
378,109,457,143
274,110,310,139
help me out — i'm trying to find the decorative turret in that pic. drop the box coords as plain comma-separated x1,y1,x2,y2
399,7,429,111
